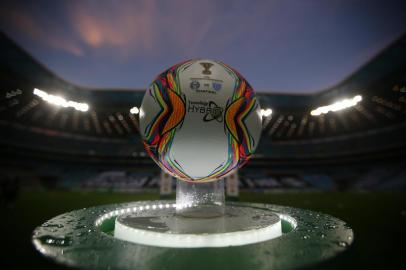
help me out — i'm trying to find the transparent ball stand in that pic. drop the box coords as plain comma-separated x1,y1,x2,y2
112,178,283,247
176,179,225,218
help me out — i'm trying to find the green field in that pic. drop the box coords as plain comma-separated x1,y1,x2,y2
3,190,406,269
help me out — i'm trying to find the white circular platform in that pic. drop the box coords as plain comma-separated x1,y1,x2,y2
33,201,354,270
114,205,282,248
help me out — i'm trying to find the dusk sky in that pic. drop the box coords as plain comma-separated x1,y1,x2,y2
0,0,405,93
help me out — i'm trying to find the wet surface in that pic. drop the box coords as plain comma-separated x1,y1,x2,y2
32,201,354,270
117,206,280,234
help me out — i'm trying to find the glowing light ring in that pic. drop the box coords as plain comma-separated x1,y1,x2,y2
114,211,282,248
32,201,354,270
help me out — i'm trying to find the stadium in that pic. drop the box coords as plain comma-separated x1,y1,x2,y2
1,2,406,269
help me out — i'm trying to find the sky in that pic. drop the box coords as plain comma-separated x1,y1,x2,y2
0,0,405,93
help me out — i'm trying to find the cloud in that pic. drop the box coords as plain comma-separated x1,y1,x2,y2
0,6,84,56
69,0,157,55
0,0,250,59
67,0,229,58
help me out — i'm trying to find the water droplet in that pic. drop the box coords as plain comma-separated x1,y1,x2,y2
42,223,63,229
337,241,347,247
45,238,54,244
324,223,337,230
36,235,72,247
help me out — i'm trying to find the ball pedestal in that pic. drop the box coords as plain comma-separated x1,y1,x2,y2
32,180,354,269
176,179,225,218
114,179,282,247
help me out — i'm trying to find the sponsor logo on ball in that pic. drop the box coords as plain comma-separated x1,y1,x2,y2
187,100,223,122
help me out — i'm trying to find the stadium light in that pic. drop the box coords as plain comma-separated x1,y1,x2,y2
33,88,89,112
310,95,362,116
261,108,272,117
130,106,139,114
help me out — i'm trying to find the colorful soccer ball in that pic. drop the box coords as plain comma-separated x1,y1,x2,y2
139,59,262,182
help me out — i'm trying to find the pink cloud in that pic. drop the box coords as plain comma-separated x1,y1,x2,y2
67,0,226,58
1,0,258,59
1,7,84,56
69,0,158,56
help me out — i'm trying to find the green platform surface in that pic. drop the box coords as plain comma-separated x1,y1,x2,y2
2,190,406,269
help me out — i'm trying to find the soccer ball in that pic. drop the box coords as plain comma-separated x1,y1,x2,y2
139,59,262,182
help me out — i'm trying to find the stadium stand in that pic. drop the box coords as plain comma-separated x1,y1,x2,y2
1,32,406,192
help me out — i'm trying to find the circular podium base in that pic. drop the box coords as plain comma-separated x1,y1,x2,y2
32,201,353,270
114,205,282,247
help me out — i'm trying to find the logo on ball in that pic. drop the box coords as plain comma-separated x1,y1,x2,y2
212,82,222,91
200,62,213,75
203,101,223,122
190,80,200,90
